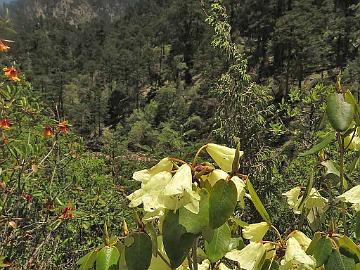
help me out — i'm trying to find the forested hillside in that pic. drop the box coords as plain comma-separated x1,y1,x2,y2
1,0,360,269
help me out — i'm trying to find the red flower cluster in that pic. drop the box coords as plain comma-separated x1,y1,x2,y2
3,66,20,82
61,206,74,219
0,118,10,129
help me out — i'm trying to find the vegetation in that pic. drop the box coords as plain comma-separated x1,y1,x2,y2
0,0,360,269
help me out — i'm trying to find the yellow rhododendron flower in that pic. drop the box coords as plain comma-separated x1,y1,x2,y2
344,130,360,150
231,176,246,208
282,187,302,214
283,187,327,214
305,188,328,209
133,158,173,184
127,171,173,212
337,185,360,211
279,237,316,270
201,169,228,186
242,222,270,242
164,164,192,196
287,230,311,251
218,263,231,270
264,242,276,260
225,242,266,270
206,143,243,172
163,164,200,213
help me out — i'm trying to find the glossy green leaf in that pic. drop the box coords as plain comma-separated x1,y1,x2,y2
314,237,332,267
300,132,336,156
306,232,322,255
209,179,238,229
205,223,231,262
145,223,158,256
325,249,355,270
162,211,195,268
116,243,128,270
201,226,215,242
96,246,120,270
179,189,209,234
125,233,152,270
246,178,271,222
326,93,355,132
335,235,360,263
77,249,97,270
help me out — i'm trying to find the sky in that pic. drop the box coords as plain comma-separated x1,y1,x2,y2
0,0,15,3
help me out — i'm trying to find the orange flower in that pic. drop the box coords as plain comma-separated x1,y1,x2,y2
0,40,10,52
43,126,53,138
0,118,10,129
3,66,20,82
57,121,69,135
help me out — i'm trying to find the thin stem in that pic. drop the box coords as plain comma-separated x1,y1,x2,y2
337,133,347,234
192,145,207,165
192,237,199,270
338,133,345,194
157,250,173,269
271,225,283,244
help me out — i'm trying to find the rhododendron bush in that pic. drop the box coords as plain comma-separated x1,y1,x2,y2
79,95,360,269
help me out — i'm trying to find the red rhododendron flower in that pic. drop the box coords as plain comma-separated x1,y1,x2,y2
57,121,69,135
0,118,10,129
3,66,20,81
0,40,10,52
61,205,74,219
43,126,53,138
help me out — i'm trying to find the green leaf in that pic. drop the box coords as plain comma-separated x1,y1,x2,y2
325,249,355,270
179,189,209,234
298,170,314,210
77,249,97,270
162,211,195,268
335,235,360,263
96,246,120,270
345,91,360,125
300,132,336,156
246,178,271,222
228,237,244,251
125,233,152,270
356,213,360,241
205,223,231,262
209,179,238,229
230,217,249,228
314,237,333,267
326,93,355,132
261,259,279,270
145,223,158,256
306,232,322,255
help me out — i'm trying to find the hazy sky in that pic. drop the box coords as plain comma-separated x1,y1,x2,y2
0,0,14,3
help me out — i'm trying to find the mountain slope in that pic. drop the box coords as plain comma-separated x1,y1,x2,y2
10,0,134,24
